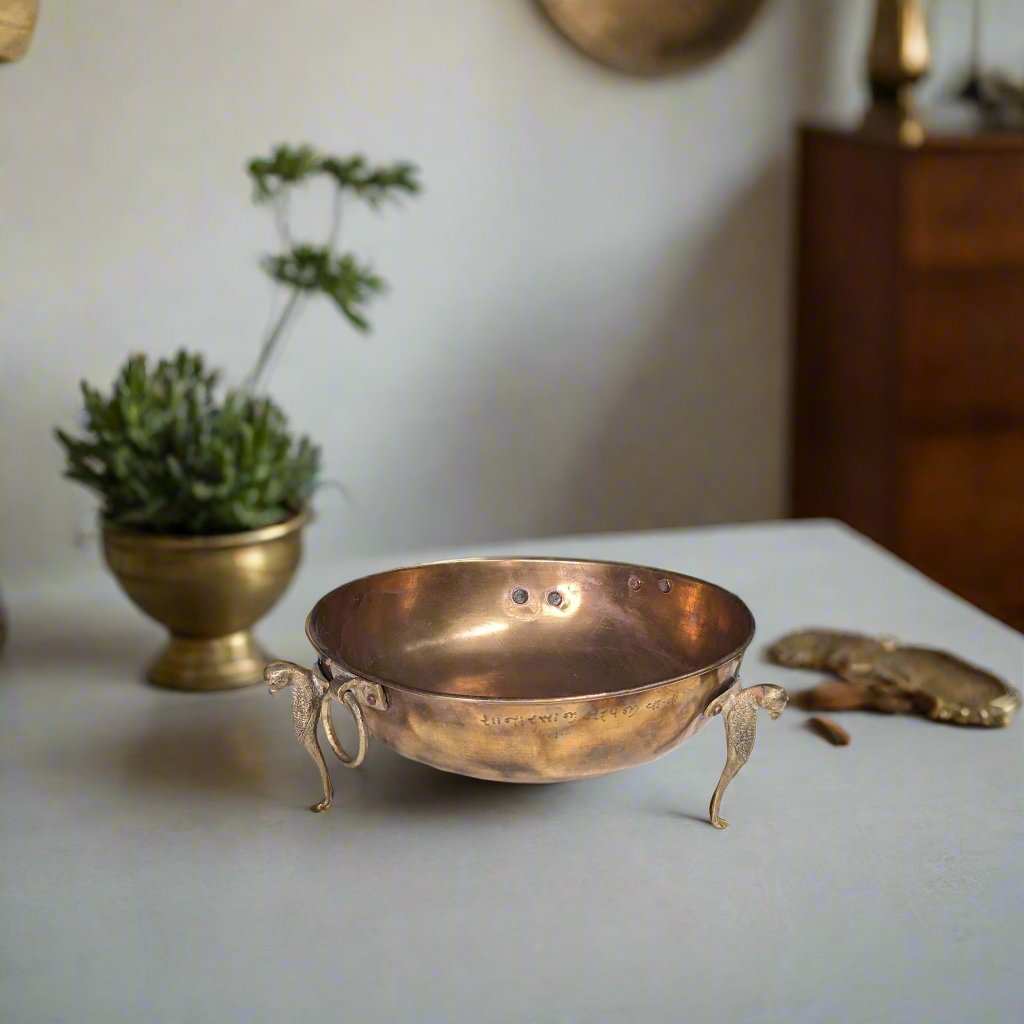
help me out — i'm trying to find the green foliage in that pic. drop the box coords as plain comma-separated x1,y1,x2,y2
248,145,421,207
319,155,421,207
248,144,323,201
263,245,384,331
53,142,419,535
56,351,320,535
244,144,421,388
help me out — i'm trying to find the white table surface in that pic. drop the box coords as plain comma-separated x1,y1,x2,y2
1,520,1021,1024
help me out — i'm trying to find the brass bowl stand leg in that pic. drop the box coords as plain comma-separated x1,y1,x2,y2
265,660,371,813
704,681,788,829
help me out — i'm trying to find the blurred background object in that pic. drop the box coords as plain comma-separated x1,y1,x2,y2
792,0,1024,630
0,0,37,62
538,0,768,75
960,0,1024,126
867,0,931,109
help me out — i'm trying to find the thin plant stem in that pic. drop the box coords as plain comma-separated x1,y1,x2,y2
246,287,302,392
326,186,342,252
273,191,292,248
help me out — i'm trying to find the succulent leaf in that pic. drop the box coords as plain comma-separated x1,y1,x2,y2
55,350,319,535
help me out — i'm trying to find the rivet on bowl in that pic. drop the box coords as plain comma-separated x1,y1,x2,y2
628,575,642,591
658,579,671,593
547,590,563,608
511,588,529,605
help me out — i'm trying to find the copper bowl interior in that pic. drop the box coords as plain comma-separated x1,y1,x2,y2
306,558,754,702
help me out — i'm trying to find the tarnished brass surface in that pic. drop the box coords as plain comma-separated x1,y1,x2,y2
539,0,766,75
0,1,38,62
273,557,788,827
769,628,1021,727
266,659,377,811
103,513,306,691
705,683,787,829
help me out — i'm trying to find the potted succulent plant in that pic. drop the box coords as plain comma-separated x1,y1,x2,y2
56,145,420,690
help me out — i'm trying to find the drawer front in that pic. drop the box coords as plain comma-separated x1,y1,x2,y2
900,269,1024,427
903,153,1024,267
899,433,1024,626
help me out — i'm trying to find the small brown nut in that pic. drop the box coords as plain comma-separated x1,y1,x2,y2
794,680,871,712
807,716,851,746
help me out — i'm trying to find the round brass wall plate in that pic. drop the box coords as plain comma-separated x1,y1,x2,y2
538,0,768,75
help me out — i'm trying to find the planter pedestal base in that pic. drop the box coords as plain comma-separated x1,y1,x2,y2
148,630,269,691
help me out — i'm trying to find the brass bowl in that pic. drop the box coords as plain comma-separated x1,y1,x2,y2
267,557,787,828
104,512,306,691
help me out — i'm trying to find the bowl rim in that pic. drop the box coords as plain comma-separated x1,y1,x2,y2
305,555,756,705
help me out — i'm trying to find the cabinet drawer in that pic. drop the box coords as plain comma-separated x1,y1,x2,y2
903,154,1024,266
899,433,1024,624
900,269,1024,427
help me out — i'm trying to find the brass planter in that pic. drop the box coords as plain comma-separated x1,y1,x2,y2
268,557,787,828
103,512,307,691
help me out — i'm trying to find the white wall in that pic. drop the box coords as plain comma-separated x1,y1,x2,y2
1,1,1021,586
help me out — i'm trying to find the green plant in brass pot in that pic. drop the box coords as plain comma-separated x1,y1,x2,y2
58,351,318,690
55,145,420,690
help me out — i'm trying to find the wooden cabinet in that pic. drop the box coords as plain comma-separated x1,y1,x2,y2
792,123,1024,629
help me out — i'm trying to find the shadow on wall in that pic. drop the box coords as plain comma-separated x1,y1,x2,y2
415,162,790,544
360,158,790,548
554,162,790,535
